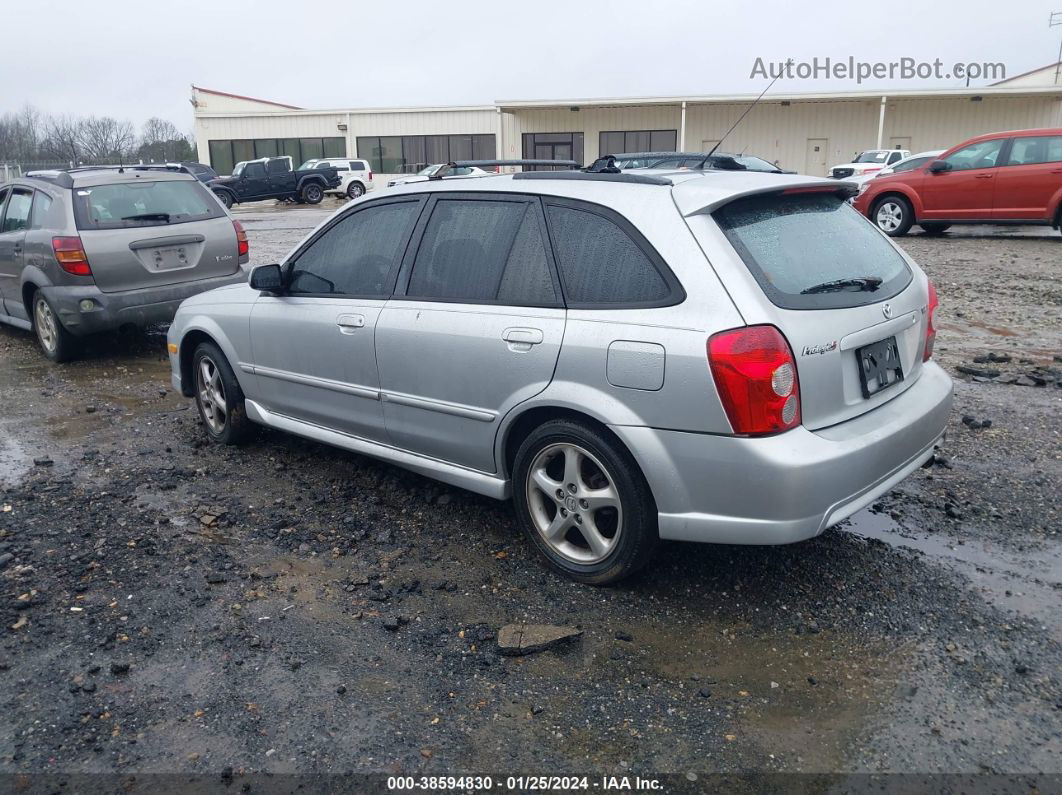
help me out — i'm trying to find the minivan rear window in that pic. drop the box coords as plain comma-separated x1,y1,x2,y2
73,180,225,231
714,192,912,310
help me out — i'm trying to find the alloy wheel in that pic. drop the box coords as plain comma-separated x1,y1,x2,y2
196,356,228,434
876,201,903,232
525,442,623,564
34,297,58,354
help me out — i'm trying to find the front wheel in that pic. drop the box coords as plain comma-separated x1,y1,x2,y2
32,290,80,362
192,342,252,445
872,195,914,237
347,182,365,199
513,419,658,585
300,183,324,204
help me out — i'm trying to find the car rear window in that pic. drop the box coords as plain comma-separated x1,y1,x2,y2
714,192,912,310
73,180,225,231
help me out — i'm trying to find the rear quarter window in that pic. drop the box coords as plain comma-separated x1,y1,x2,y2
73,179,225,231
714,192,912,310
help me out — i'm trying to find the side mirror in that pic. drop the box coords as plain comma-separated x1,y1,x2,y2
928,160,951,174
250,263,284,292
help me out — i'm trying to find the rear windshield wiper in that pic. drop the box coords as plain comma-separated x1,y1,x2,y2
800,276,883,295
122,213,170,222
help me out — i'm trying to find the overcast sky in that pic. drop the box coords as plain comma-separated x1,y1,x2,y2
7,0,1061,129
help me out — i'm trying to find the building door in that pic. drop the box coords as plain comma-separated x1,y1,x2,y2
805,139,828,176
889,136,911,152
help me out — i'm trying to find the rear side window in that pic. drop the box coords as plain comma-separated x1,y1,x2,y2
73,180,225,230
266,158,290,174
244,162,266,178
1,190,33,232
31,191,53,228
545,203,675,306
289,200,419,297
407,198,558,305
350,161,365,171
1006,136,1062,166
714,192,912,310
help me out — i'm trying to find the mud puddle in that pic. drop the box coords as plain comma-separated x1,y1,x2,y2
843,510,1061,641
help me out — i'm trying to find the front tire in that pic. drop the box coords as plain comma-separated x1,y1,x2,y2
872,195,914,237
347,182,365,200
192,342,252,445
300,183,324,204
32,290,80,362
513,419,658,585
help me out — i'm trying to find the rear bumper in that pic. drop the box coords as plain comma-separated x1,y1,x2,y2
611,362,953,545
41,269,248,336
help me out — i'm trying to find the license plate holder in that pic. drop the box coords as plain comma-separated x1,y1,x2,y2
153,246,188,270
857,336,904,398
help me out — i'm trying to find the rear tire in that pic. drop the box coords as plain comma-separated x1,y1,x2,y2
513,419,658,585
919,222,950,235
192,342,252,445
872,195,913,237
347,182,365,199
32,290,80,363
300,183,324,204
214,190,233,209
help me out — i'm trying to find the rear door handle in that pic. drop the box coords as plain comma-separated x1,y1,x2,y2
974,174,993,179
336,313,366,334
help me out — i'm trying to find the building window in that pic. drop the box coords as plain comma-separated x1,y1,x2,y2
205,137,346,176
355,134,495,174
599,130,677,155
521,133,584,169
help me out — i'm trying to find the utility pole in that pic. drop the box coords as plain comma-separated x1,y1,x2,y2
1052,12,1062,85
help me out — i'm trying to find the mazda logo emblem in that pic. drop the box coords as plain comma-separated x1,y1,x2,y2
882,302,893,319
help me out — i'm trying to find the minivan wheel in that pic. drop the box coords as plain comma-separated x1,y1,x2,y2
347,182,365,199
32,291,80,362
301,183,324,204
872,196,913,236
192,342,252,445
513,419,658,585
919,222,950,235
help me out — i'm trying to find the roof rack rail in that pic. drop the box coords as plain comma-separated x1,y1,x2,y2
512,171,673,186
430,159,578,179
24,170,74,188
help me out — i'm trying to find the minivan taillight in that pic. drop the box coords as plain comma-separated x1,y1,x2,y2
923,280,938,362
708,325,801,436
52,236,91,276
233,220,249,259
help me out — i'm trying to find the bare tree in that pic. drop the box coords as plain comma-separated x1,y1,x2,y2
40,114,83,163
77,116,136,161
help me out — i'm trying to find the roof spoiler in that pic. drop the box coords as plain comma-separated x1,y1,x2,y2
430,159,578,179
679,181,859,217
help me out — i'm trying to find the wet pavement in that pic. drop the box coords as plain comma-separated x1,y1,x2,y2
0,205,1058,784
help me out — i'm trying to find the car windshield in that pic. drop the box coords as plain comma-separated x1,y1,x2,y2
232,162,246,176
417,165,444,176
714,192,912,310
73,180,225,230
854,151,889,163
732,155,779,172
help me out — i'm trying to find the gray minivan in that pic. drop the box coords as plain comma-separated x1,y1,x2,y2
0,166,249,361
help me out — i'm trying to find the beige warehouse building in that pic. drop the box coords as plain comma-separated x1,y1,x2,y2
192,66,1062,180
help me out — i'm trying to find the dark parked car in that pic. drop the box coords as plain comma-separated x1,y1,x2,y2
612,151,792,173
208,156,341,208
180,162,219,183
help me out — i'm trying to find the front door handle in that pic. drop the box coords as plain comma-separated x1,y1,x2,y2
974,174,993,179
336,313,366,334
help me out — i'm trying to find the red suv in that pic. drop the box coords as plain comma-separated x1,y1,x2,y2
853,128,1062,237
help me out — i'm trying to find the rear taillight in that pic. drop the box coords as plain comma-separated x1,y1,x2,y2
52,236,91,276
368,170,373,180
923,279,938,361
708,325,801,436
233,220,249,258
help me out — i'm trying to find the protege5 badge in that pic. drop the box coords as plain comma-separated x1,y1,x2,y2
802,341,838,356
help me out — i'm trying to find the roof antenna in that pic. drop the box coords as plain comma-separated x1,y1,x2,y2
706,60,790,160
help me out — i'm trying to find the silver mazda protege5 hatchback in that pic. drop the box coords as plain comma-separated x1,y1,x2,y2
167,167,952,584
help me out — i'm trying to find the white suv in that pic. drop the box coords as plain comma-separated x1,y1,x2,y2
299,158,374,199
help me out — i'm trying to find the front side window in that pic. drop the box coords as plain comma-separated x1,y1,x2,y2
546,203,674,306
1,189,31,233
288,201,419,296
714,192,912,310
406,199,557,305
1005,136,1062,166
73,180,225,230
891,156,931,174
944,139,1004,171
887,151,904,164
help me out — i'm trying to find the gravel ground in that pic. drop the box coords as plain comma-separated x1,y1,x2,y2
0,200,1058,786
